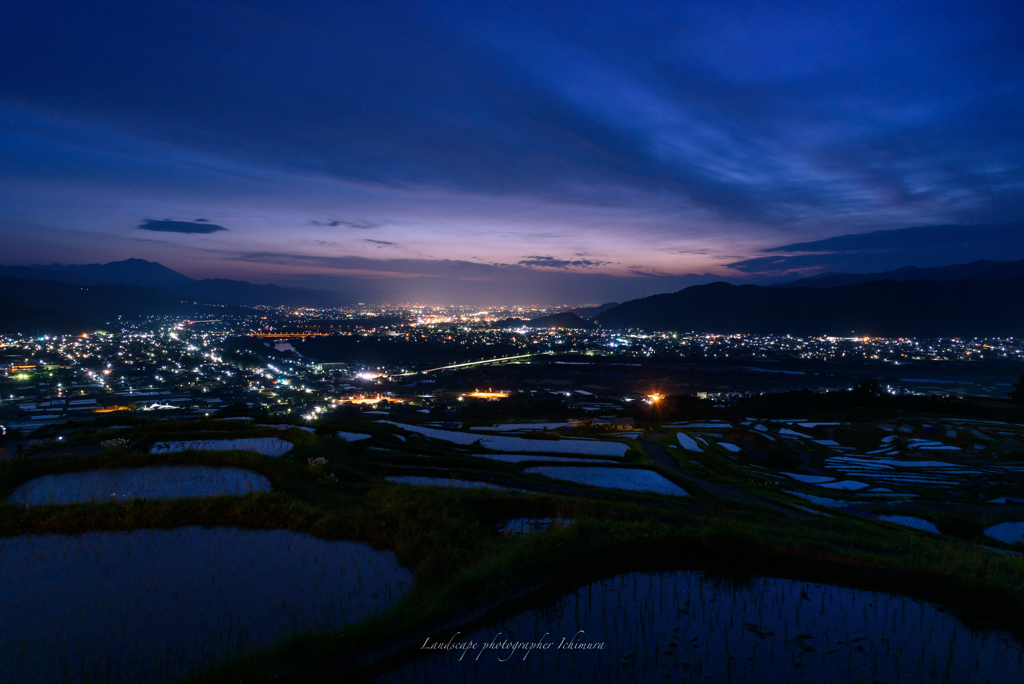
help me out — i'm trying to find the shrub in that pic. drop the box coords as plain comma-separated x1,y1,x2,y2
101,438,131,455
935,513,986,542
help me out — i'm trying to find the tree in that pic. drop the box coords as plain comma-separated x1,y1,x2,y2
1009,374,1024,402
332,403,360,421
853,378,884,400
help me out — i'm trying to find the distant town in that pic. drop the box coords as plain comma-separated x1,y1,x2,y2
3,304,1022,437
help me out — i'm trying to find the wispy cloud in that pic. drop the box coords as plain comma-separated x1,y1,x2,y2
218,250,725,304
310,219,382,229
728,223,1024,275
518,255,610,269
137,219,227,234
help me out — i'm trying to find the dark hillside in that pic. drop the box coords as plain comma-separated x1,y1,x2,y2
596,277,1024,337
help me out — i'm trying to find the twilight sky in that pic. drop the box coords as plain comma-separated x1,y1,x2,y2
2,1,1023,304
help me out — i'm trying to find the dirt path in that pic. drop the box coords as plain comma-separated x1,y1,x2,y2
643,435,807,519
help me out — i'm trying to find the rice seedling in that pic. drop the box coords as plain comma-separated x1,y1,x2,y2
878,515,941,534
783,491,859,508
100,437,131,455
150,437,293,457
497,518,574,536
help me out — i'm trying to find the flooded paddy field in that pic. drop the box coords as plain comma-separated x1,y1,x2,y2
386,475,526,492
986,522,1024,545
470,453,613,464
380,421,630,457
524,465,689,496
7,466,271,505
0,527,412,683
667,415,1024,547
376,570,1023,683
336,431,372,442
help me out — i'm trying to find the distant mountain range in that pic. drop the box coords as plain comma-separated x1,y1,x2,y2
0,259,348,308
7,256,1024,338
775,258,1024,289
565,302,619,318
596,276,1024,337
0,277,245,334
0,259,351,334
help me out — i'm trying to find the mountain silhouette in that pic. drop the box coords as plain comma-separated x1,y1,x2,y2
596,276,1024,337
0,277,244,334
775,258,1024,289
0,259,347,308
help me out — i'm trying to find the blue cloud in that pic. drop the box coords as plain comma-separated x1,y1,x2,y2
137,219,228,234
728,223,1024,275
517,255,610,269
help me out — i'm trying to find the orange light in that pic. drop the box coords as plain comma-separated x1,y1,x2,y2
337,394,405,405
647,393,662,403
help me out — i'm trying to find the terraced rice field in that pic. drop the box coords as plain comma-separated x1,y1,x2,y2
784,491,911,509
470,453,614,464
336,431,372,442
780,472,835,484
7,466,271,505
813,455,1024,499
664,422,732,429
382,422,628,457
817,480,871,491
524,466,689,496
385,476,525,493
676,433,702,452
469,423,569,432
985,522,1024,546
878,515,941,534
